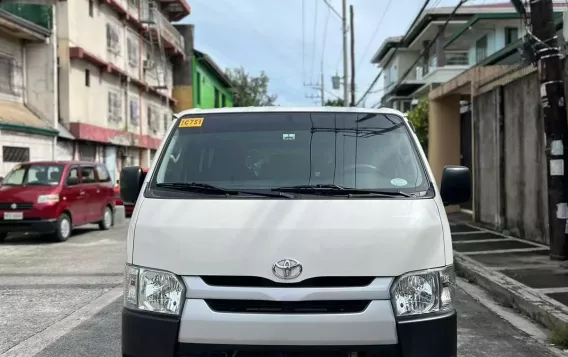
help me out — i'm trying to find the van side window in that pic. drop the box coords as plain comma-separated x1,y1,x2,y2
80,166,96,184
96,165,110,182
67,167,79,186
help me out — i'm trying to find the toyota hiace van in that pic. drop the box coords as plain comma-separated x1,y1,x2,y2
120,107,471,357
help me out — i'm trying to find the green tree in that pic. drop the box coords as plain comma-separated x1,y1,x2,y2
324,98,344,107
406,99,428,151
225,67,277,107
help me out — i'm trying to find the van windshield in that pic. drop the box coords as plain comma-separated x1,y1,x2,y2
2,164,64,186
150,112,430,196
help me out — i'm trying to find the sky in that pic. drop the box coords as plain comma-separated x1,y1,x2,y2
181,0,503,107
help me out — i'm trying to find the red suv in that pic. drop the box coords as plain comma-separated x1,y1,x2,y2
0,161,116,242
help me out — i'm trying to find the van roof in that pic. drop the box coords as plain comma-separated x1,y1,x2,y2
176,106,405,118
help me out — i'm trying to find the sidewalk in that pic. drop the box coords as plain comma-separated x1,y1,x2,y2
448,212,568,330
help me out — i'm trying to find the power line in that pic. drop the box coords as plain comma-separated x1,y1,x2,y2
356,0,433,106
309,0,319,83
302,0,306,82
355,0,394,72
384,0,468,104
322,0,342,20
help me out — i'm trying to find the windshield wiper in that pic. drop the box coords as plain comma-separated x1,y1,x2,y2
157,182,294,198
271,184,414,197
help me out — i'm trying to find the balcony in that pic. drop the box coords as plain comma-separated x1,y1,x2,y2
0,4,52,31
141,1,185,55
416,51,469,82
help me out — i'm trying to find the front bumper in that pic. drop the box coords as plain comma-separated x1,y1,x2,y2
122,306,457,357
0,218,57,234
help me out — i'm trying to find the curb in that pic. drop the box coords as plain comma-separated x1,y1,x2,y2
454,253,568,330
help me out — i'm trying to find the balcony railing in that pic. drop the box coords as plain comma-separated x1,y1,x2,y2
141,1,184,53
416,52,469,80
0,4,52,31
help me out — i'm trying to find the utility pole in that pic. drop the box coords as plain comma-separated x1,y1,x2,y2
349,5,355,106
529,0,568,260
342,0,349,106
320,60,325,106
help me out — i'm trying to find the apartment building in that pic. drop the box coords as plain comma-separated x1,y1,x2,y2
57,0,190,182
371,2,536,112
0,4,58,177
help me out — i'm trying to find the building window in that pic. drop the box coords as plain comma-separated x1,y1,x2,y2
475,35,488,63
163,113,169,132
89,0,94,17
505,27,518,46
147,106,159,132
107,91,122,122
0,55,22,96
85,69,90,87
127,38,138,68
106,23,121,54
214,88,219,108
195,71,201,105
2,146,29,163
221,94,226,107
128,0,139,7
129,98,139,126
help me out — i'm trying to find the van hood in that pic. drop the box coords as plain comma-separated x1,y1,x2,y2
0,185,57,202
132,198,447,278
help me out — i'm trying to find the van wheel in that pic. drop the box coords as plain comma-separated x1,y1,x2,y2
99,206,113,230
52,213,72,242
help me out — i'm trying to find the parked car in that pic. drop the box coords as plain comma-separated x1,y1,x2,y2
0,161,116,242
115,168,148,217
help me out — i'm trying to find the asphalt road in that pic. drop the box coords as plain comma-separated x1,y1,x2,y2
0,220,562,357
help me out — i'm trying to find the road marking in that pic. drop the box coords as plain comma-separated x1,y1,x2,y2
0,286,123,357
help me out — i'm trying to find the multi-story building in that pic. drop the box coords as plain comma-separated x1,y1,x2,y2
370,2,540,112
57,0,190,182
193,49,233,109
0,4,58,177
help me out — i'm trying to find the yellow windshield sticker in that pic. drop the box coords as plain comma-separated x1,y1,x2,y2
13,164,21,170
179,118,204,128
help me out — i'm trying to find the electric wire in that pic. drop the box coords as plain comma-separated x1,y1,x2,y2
356,0,433,106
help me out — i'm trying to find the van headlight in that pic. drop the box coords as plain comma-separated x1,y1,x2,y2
390,265,455,318
124,264,185,315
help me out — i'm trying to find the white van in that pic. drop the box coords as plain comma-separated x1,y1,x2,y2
120,107,470,357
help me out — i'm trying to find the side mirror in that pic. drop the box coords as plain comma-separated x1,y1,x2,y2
440,165,471,206
120,166,147,204
67,177,79,186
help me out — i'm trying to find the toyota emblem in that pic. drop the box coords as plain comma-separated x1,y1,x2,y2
272,259,302,280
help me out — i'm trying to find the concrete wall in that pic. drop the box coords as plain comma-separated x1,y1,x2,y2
0,130,54,176
473,72,549,244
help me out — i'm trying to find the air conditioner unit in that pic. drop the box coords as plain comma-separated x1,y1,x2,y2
143,60,155,70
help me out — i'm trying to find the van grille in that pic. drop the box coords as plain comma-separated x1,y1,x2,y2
0,202,34,210
205,300,370,314
200,276,374,288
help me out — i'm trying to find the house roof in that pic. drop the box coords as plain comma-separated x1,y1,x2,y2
194,49,232,89
371,2,521,66
370,36,403,65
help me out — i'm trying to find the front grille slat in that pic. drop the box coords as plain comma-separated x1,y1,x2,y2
205,300,370,314
201,276,374,288
0,202,34,210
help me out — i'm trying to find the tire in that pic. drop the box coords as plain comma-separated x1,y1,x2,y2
0,232,7,242
52,213,72,242
99,206,113,230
